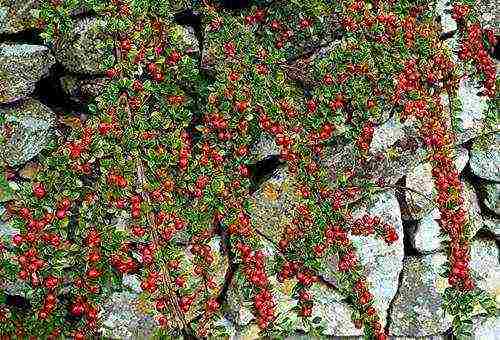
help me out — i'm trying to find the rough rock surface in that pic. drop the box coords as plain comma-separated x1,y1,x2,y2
99,291,158,339
388,253,452,336
481,181,500,216
0,98,56,166
332,190,404,330
53,17,113,74
455,77,495,144
60,75,109,104
469,238,500,307
0,44,55,103
470,133,500,182
248,167,297,242
0,0,38,34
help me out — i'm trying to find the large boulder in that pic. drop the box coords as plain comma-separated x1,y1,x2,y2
0,98,56,166
52,17,113,75
388,253,452,336
469,133,500,182
0,44,55,103
481,181,500,216
320,190,405,332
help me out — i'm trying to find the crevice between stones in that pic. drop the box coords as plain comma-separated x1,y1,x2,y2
215,222,239,307
248,155,284,193
0,29,44,45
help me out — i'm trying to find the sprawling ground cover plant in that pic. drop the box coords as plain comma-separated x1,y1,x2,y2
0,0,497,338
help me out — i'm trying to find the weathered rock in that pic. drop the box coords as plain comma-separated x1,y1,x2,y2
412,181,483,253
369,116,418,154
0,98,56,166
481,182,500,216
175,25,199,54
413,214,443,254
0,44,55,103
405,147,469,220
0,0,38,34
325,138,427,187
455,77,496,144
248,167,297,241
469,238,500,308
308,283,363,336
470,133,500,182
388,253,452,336
475,0,498,34
99,291,158,339
250,133,280,162
480,217,500,239
435,0,457,33
471,315,500,340
122,274,142,294
53,17,112,74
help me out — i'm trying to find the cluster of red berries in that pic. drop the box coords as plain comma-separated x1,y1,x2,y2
351,214,399,244
66,127,94,160
355,122,374,152
130,194,142,219
457,23,497,97
431,150,473,291
236,242,276,329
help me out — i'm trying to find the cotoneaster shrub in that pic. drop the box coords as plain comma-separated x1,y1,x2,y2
0,0,498,339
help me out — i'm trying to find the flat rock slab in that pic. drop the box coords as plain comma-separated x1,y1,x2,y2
0,43,55,103
0,98,56,166
388,253,452,337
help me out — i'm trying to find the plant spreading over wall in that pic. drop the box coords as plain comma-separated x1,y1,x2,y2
0,0,498,338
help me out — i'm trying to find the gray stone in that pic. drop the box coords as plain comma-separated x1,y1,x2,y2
482,182,500,216
435,0,457,33
471,315,500,340
248,167,297,242
99,291,158,339
250,133,280,162
0,98,56,166
60,75,109,104
0,44,55,103
455,78,496,144
122,274,142,294
0,0,38,34
53,17,113,74
176,25,199,54
308,283,363,336
480,217,500,239
413,214,443,254
388,253,452,336
369,116,414,154
405,147,468,220
470,133,500,182
469,238,500,306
